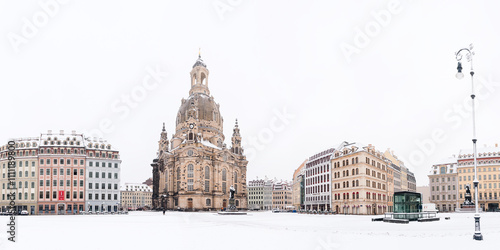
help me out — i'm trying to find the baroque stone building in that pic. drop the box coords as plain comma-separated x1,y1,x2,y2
330,142,390,215
151,55,248,211
120,183,152,210
428,157,459,212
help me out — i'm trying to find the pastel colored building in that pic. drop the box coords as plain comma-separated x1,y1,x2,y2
331,142,391,215
37,131,87,214
457,146,500,211
0,130,122,215
0,138,40,214
120,183,152,210
272,180,292,210
428,157,459,212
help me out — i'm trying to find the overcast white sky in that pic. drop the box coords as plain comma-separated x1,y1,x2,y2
1,0,500,186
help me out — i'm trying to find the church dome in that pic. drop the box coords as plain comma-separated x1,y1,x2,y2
176,93,222,126
174,55,224,141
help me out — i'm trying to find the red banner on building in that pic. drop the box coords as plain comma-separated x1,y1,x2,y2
58,191,65,200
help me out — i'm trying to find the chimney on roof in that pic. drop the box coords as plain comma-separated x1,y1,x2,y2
72,130,76,135
60,130,64,135
48,130,52,135
496,143,498,148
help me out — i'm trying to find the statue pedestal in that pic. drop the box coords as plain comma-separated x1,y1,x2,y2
227,198,237,212
455,204,482,213
217,198,247,215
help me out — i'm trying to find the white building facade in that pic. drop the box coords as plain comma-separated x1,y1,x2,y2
247,179,264,210
263,179,274,210
85,137,121,213
305,148,334,211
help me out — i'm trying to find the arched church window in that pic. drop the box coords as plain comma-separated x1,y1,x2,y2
205,166,210,179
187,164,194,178
234,172,238,183
205,180,210,192
176,168,180,180
222,169,227,181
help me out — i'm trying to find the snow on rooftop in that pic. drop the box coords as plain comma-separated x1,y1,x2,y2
432,157,458,166
200,139,221,150
459,146,500,158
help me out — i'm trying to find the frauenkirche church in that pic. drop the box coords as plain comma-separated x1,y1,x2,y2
151,54,248,211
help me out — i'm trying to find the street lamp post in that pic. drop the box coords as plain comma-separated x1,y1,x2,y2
455,44,483,241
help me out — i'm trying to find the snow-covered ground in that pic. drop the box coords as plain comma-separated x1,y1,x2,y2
1,211,498,250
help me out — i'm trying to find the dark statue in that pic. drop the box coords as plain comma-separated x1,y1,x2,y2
227,185,237,211
229,185,235,200
464,184,474,205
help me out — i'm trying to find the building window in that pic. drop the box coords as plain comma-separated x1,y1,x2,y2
187,179,194,191
205,180,209,192
205,166,210,179
187,164,194,178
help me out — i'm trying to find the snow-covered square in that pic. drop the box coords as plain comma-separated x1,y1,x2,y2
1,211,499,250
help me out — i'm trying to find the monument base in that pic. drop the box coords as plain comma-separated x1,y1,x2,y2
217,211,247,215
455,206,483,213
218,197,246,215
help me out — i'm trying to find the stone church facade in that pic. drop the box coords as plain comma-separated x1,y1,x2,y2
151,55,248,211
